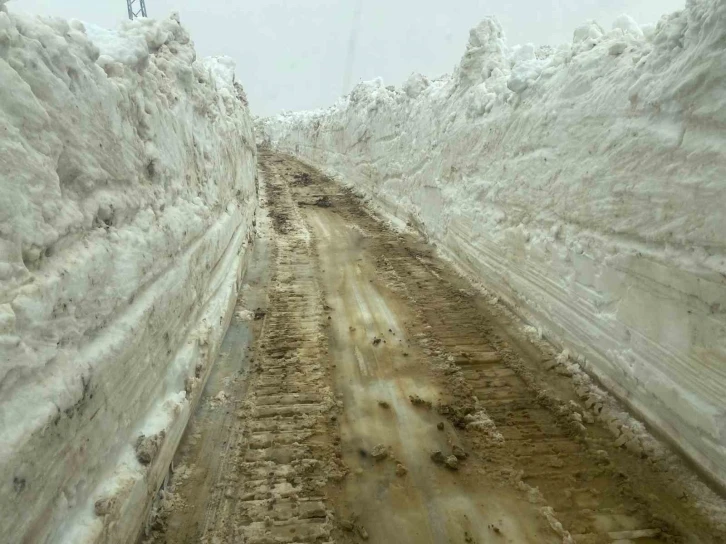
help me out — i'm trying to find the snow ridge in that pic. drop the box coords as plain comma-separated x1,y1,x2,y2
0,7,256,542
260,0,726,491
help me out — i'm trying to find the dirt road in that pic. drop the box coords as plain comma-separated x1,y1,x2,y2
143,150,726,544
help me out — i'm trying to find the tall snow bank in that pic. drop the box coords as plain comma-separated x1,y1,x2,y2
0,6,257,543
260,0,726,491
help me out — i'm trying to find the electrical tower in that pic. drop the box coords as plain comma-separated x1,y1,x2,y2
127,0,148,20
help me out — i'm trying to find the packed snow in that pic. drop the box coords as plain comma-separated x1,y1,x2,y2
0,4,257,542
259,0,726,490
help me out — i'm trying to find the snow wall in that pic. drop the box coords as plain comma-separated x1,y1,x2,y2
260,0,726,491
0,6,257,543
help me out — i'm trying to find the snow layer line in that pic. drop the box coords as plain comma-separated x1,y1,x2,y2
260,0,726,491
0,6,257,542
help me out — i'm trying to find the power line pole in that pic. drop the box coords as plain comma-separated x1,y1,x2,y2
127,0,148,20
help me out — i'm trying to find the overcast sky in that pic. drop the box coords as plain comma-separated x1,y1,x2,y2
15,0,684,116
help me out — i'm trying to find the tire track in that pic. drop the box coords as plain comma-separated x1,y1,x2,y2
205,156,339,544
158,154,342,544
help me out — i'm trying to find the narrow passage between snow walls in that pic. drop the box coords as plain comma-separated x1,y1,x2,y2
258,0,726,494
0,4,257,542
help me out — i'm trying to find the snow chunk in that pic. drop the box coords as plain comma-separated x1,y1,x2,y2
85,22,150,67
572,20,604,53
612,14,644,39
206,55,237,90
456,17,508,89
507,43,547,93
403,73,429,99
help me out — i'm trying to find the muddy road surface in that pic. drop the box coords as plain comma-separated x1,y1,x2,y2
143,150,726,544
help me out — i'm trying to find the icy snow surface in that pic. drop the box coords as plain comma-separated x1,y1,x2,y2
260,0,726,490
0,5,257,543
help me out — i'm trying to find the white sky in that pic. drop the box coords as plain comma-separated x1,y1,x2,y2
13,0,684,116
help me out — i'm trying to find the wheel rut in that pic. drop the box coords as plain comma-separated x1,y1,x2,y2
200,158,341,543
